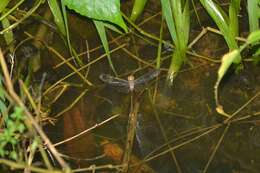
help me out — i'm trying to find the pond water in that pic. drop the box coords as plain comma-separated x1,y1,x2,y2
5,1,260,173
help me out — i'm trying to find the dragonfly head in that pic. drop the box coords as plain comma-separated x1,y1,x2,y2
127,75,135,82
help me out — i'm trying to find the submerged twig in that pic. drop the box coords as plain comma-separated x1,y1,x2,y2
224,91,260,123
202,124,230,173
143,124,221,163
53,113,120,147
148,91,182,173
121,102,140,173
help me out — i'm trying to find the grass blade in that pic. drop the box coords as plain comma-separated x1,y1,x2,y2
47,0,66,36
247,0,260,32
130,0,148,22
94,20,117,75
229,0,240,37
160,0,177,42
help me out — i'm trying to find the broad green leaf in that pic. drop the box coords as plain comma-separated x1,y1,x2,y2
94,20,117,75
64,0,127,32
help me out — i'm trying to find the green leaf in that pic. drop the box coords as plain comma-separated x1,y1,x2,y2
214,50,240,117
103,22,123,34
94,20,117,75
247,0,260,32
229,0,240,37
164,0,190,84
214,50,240,107
1,18,14,51
17,124,25,133
254,47,260,56
218,50,240,81
167,50,183,83
160,0,177,42
10,151,17,160
0,0,10,13
247,30,260,45
47,0,66,36
130,0,147,22
200,0,229,37
200,0,241,63
64,0,127,32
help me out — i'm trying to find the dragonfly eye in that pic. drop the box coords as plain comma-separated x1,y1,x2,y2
127,75,135,81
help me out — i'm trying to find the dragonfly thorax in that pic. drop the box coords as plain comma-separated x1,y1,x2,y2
128,75,135,92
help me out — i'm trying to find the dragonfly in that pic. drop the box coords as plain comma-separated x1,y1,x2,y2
99,69,160,93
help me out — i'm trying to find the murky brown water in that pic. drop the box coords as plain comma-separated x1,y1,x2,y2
4,1,260,173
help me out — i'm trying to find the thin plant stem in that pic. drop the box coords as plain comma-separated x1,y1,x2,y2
0,49,70,170
122,100,140,173
0,159,62,173
46,46,93,86
53,113,120,147
148,91,182,173
202,124,230,173
144,125,221,163
53,89,88,118
43,44,126,96
0,0,44,34
224,91,260,123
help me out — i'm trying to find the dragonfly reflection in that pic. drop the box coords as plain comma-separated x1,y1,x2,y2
99,70,160,93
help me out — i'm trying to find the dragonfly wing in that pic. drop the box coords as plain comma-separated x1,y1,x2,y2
99,74,130,93
134,70,160,86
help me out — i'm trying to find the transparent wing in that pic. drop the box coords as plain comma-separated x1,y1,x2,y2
134,70,160,86
99,74,130,93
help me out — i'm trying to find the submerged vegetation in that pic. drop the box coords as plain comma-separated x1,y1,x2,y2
0,0,259,172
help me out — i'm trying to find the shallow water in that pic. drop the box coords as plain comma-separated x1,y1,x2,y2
5,1,260,172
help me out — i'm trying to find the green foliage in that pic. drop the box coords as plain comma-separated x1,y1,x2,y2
0,0,10,13
94,20,117,75
0,0,14,52
63,0,127,32
0,78,7,115
215,30,260,117
0,107,26,160
247,0,260,32
47,0,66,36
247,30,260,45
199,0,241,63
0,75,26,160
161,0,190,84
130,0,148,22
62,0,128,75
